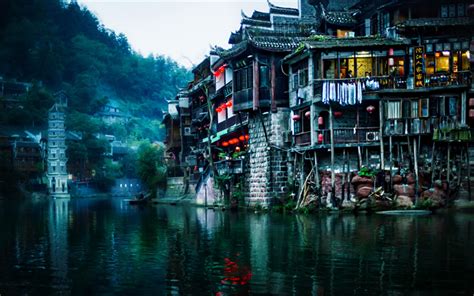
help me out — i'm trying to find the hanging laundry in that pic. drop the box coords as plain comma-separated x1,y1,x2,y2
321,80,364,106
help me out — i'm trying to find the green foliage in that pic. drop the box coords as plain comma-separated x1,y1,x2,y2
137,142,166,195
0,0,191,124
214,174,231,190
358,166,376,178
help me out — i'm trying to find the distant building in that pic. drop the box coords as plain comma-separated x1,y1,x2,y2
47,92,70,198
95,102,130,125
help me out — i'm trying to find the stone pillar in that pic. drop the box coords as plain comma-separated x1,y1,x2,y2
246,108,290,207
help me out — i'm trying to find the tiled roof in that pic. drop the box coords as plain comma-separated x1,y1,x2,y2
251,10,270,21
304,36,409,49
268,0,299,16
323,10,359,26
213,41,249,59
247,29,308,52
397,17,473,28
241,10,272,28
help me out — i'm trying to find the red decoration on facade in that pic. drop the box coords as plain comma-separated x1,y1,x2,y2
318,116,324,125
366,105,376,114
292,114,300,121
318,133,323,143
222,141,229,147
245,135,250,140
239,135,245,141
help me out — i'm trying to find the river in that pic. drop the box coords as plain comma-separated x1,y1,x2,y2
0,197,473,295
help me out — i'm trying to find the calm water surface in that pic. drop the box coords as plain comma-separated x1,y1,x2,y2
0,197,473,295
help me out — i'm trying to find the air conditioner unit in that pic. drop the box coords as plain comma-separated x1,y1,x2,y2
184,127,192,136
366,131,380,142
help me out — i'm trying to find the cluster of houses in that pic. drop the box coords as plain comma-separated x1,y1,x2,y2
163,0,474,208
0,82,134,197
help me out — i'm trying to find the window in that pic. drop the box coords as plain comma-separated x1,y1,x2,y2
441,5,448,17
411,101,419,118
458,3,465,17
382,13,390,31
449,4,456,17
227,100,234,118
298,69,308,87
291,73,299,90
234,66,252,92
420,99,429,117
259,65,269,88
365,18,371,36
386,101,401,119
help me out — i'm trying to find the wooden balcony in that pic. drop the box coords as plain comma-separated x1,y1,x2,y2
384,118,433,136
216,113,248,133
215,159,245,175
313,71,472,96
294,131,311,146
317,127,380,145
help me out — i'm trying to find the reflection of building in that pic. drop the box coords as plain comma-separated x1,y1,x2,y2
47,92,70,198
49,199,69,288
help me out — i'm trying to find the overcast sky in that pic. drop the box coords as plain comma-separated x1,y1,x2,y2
78,0,297,68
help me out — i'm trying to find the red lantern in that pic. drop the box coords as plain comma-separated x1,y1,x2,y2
334,111,343,118
235,146,241,152
239,135,245,141
305,111,311,118
366,105,376,114
318,133,324,143
245,135,250,140
318,116,324,126
226,101,233,107
388,48,394,56
292,114,301,121
222,141,229,147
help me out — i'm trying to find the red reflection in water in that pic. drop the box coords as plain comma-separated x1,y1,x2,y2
221,257,252,286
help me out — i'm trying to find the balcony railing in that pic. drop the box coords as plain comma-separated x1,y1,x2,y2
384,118,433,136
294,131,311,146
317,127,380,145
313,71,472,95
215,159,244,175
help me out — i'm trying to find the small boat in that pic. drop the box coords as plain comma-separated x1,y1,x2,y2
126,198,148,205
376,210,432,216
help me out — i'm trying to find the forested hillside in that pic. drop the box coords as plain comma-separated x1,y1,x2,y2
0,0,189,136
0,0,190,194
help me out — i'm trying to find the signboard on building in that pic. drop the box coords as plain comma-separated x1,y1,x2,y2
414,46,424,88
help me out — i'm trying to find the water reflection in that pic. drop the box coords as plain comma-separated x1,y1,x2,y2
0,198,473,295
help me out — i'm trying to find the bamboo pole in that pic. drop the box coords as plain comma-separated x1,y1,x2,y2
314,151,320,190
389,135,393,190
430,141,436,186
357,146,363,169
406,136,413,169
447,143,451,198
342,149,346,202
379,100,385,171
466,142,471,201
413,137,419,205
329,104,336,207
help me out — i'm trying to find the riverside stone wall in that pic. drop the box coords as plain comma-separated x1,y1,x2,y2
246,108,290,207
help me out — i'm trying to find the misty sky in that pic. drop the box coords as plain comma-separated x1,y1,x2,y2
78,0,297,68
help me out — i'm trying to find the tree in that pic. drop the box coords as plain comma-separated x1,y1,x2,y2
137,142,166,196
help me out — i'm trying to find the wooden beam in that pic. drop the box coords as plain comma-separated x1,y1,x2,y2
329,104,336,207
